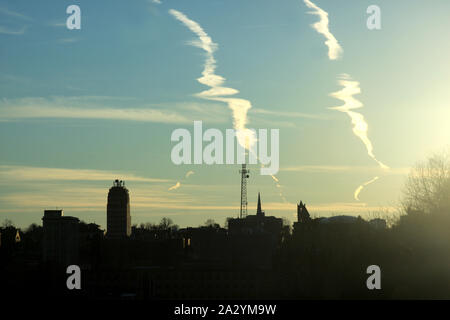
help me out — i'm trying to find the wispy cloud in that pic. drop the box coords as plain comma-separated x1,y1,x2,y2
58,38,80,44
0,183,199,217
48,21,66,28
307,202,396,215
0,25,26,35
0,96,245,124
282,165,409,175
169,9,256,149
0,165,170,183
303,0,343,60
250,108,326,120
283,165,354,172
0,97,211,124
0,6,31,35
0,189,239,214
0,104,189,123
0,7,32,21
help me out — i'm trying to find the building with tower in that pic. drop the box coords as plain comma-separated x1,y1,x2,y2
227,193,283,268
293,201,312,235
228,193,282,238
107,179,131,239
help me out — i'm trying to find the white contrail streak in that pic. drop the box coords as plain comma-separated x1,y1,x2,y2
168,170,195,191
270,174,289,203
303,0,343,60
169,9,255,150
354,176,379,200
170,9,287,202
301,2,385,200
168,181,181,191
330,74,389,170
185,170,195,178
330,75,388,201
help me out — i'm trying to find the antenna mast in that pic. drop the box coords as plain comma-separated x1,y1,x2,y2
239,164,250,219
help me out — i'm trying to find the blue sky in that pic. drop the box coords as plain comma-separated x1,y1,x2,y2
1,0,449,229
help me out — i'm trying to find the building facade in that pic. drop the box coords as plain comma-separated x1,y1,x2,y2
42,209,79,265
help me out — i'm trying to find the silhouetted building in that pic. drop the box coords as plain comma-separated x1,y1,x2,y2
293,201,312,235
130,267,283,300
42,209,79,265
178,226,229,267
227,193,283,268
369,218,387,229
228,193,282,237
317,216,385,227
317,215,359,224
297,201,310,223
107,179,131,239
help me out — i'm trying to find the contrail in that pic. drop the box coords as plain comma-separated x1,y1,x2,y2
168,181,181,191
330,75,388,201
330,74,389,170
168,170,195,191
185,170,195,178
354,176,379,200
170,9,286,202
169,9,255,150
301,2,385,200
303,0,343,60
271,174,289,203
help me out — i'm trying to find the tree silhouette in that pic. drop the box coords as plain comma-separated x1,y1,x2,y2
402,149,450,215
204,219,220,228
1,219,14,228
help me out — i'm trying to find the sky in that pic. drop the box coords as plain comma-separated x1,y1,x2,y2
1,0,449,229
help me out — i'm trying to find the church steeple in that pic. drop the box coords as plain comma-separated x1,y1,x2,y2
256,192,264,217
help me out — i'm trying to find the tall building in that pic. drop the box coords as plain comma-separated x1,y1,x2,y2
293,201,312,235
42,209,79,265
107,179,131,239
297,201,311,223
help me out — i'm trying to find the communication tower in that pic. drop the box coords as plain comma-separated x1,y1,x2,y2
239,164,250,219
